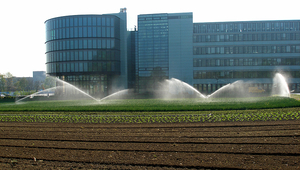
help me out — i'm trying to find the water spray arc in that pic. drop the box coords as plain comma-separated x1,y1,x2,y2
15,73,290,103
271,73,290,97
54,77,99,101
16,76,99,103
162,73,290,99
99,89,129,102
15,87,57,103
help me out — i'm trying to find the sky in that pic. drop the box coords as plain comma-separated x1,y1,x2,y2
0,0,299,77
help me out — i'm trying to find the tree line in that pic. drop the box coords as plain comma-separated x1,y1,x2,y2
0,72,55,95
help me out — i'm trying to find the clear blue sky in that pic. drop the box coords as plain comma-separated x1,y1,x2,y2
1,0,299,77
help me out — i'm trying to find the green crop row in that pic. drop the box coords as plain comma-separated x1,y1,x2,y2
1,97,300,112
0,110,299,123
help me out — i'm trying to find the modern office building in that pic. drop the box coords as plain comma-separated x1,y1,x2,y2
137,13,193,93
45,9,127,97
192,20,300,94
136,14,300,94
45,9,300,97
33,71,46,83
127,29,137,89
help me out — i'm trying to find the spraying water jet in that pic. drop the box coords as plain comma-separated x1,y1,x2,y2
15,73,290,103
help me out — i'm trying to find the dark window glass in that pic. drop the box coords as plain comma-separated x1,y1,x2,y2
84,51,88,60
79,51,83,60
70,28,73,38
88,51,92,60
83,17,87,26
62,19,65,27
84,63,88,72
74,27,78,37
73,18,78,26
111,18,114,26
88,17,92,26
66,18,69,27
83,40,88,48
66,28,69,38
79,63,83,72
97,18,101,26
88,40,92,48
106,18,110,26
74,40,78,48
69,51,73,60
78,27,82,37
102,18,106,26
92,17,96,26
88,27,92,37
97,39,101,48
102,27,106,37
79,18,82,26
83,27,87,37
107,39,111,48
107,27,110,37
97,27,101,37
70,18,73,26
102,39,106,48
92,27,96,37
111,39,115,48
75,51,78,60
79,39,83,48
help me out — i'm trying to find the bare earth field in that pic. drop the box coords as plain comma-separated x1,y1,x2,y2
0,120,299,170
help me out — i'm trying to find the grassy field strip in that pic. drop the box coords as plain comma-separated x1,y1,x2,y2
0,97,300,112
0,97,300,123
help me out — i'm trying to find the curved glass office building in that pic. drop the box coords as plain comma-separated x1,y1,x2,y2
45,11,127,97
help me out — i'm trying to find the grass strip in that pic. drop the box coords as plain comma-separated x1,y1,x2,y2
0,97,300,112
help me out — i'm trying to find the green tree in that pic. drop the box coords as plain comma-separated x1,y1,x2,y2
4,72,15,92
43,76,56,89
0,74,6,92
33,81,41,91
16,78,29,91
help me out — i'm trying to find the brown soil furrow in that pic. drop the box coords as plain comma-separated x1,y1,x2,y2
0,157,222,170
0,121,299,169
0,146,299,169
0,120,299,128
0,135,299,144
1,129,299,137
0,136,299,145
1,122,299,128
0,139,298,155
1,126,299,134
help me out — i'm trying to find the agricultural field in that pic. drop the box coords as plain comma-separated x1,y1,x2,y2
1,96,300,112
0,96,299,169
0,121,299,169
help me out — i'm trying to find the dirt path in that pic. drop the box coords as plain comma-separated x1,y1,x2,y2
0,120,299,169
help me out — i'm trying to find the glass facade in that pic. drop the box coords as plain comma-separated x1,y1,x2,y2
193,57,300,67
193,20,300,94
194,32,300,43
193,21,300,33
137,13,193,93
45,11,300,96
45,15,122,97
193,45,300,55
127,30,137,89
137,14,169,93
193,71,300,79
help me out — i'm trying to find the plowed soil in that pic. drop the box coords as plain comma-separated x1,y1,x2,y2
0,120,299,170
